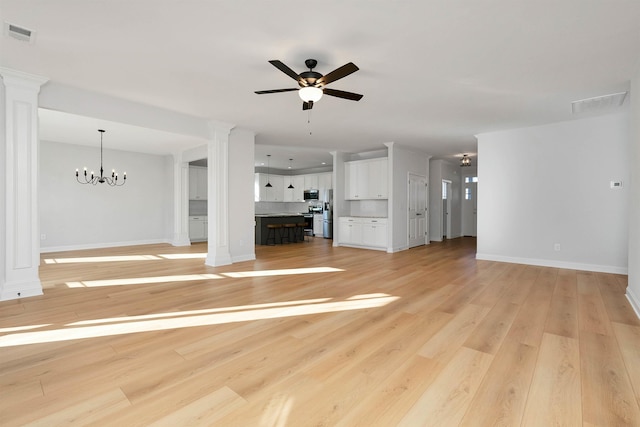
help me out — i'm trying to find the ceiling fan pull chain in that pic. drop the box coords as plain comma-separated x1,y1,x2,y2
308,109,312,135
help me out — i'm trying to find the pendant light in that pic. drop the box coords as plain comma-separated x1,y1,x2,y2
265,154,272,187
460,154,471,167
287,158,294,189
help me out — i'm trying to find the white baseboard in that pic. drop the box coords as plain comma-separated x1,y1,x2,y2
626,289,640,320
231,253,256,263
1,279,43,301
475,253,628,275
40,239,172,253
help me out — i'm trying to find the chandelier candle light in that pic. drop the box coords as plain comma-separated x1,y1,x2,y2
76,129,126,186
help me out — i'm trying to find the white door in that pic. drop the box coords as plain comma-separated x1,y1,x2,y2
442,180,452,239
408,173,428,248
462,175,478,236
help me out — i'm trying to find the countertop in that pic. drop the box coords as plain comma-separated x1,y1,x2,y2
255,213,305,218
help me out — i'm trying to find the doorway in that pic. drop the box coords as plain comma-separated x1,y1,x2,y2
408,173,427,247
462,174,477,237
442,180,452,239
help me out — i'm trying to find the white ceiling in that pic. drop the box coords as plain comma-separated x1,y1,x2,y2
2,1,639,170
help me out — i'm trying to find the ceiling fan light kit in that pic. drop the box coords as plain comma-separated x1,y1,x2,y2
255,58,363,110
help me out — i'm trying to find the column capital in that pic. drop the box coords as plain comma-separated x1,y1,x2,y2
0,67,49,90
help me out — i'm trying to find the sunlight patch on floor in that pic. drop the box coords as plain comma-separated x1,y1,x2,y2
0,294,399,347
44,255,163,264
222,267,344,278
66,273,223,288
67,297,333,326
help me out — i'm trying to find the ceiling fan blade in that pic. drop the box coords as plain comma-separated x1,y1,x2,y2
302,101,314,110
255,88,299,95
316,62,359,86
322,88,363,101
268,60,305,85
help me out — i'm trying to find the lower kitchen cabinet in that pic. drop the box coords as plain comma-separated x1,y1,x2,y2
189,216,208,241
338,217,387,250
313,214,324,237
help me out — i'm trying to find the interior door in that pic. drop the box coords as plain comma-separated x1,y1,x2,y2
462,175,477,236
408,173,427,248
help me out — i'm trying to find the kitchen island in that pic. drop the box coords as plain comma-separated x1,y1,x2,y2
255,214,306,245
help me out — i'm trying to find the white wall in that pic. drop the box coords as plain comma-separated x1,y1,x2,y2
428,159,462,241
228,128,256,262
389,144,430,252
476,112,630,273
40,140,173,251
627,74,640,315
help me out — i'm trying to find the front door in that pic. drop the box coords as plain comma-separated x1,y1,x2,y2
408,173,427,248
462,175,477,237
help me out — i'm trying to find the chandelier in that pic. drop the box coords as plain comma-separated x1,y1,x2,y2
460,154,471,167
75,129,126,186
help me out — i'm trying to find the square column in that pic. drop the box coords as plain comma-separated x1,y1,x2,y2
205,121,233,266
0,68,49,301
171,153,191,246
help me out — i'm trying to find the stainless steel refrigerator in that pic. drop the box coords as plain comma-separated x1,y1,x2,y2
323,189,333,239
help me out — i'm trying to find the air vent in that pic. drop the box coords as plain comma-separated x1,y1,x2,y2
571,92,627,115
4,22,35,43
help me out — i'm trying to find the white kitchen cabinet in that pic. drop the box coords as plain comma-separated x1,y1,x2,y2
283,175,305,202
189,166,208,200
338,217,363,245
344,158,388,200
313,214,324,237
361,218,387,248
338,217,387,250
255,174,285,202
304,174,319,190
189,216,207,241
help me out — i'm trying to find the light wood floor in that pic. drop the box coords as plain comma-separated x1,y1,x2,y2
1,238,640,426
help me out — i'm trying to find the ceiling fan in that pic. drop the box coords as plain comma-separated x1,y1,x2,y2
255,59,363,110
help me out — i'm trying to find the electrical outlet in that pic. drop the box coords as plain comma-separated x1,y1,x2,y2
554,243,561,251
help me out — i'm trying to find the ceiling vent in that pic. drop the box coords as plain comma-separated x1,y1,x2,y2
571,92,627,115
4,22,35,43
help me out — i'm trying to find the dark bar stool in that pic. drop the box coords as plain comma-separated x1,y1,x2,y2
281,223,297,244
295,222,306,242
266,223,282,245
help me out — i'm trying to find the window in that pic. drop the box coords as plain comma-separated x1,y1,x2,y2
442,181,447,199
464,176,478,184
465,187,471,200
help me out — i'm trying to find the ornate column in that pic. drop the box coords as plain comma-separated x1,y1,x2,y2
0,68,49,300
171,152,191,246
205,121,234,266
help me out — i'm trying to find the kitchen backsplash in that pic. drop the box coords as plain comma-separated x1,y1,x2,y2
255,201,317,214
189,200,208,216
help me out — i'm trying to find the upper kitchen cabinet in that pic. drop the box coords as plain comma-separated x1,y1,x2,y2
189,166,208,200
304,174,319,190
345,158,388,200
255,173,285,202
283,175,305,202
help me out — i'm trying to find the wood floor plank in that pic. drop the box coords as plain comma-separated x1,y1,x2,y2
0,237,638,425
612,322,640,408
521,332,582,426
580,330,640,425
459,339,538,426
398,347,494,426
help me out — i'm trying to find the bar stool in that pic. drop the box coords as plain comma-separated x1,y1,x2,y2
281,223,297,244
266,223,282,245
295,222,306,242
